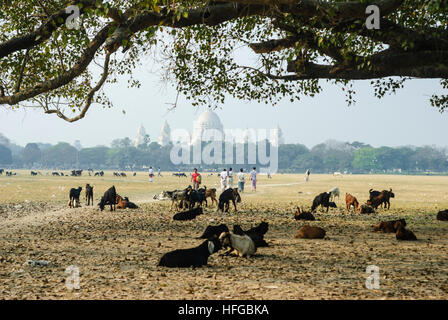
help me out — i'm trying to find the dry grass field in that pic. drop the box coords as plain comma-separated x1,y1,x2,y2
0,170,448,300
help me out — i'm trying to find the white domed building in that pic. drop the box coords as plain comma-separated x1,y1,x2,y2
134,124,147,147
190,109,224,145
271,124,285,147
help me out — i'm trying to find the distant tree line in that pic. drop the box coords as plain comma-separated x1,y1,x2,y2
0,136,447,174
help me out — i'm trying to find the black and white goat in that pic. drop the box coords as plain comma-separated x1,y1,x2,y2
233,222,269,247
158,238,222,268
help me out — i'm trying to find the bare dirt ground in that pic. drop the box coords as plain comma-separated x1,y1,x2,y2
0,172,448,299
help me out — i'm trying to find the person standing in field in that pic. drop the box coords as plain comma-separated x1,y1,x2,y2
148,166,154,182
220,168,228,192
250,167,257,191
227,168,234,189
305,169,310,182
237,168,245,193
158,167,162,177
191,168,201,191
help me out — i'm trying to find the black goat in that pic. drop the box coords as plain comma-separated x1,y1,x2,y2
198,224,229,239
311,192,331,212
85,184,94,206
233,222,269,247
173,206,203,221
187,187,207,208
124,197,139,209
158,238,222,268
69,187,82,208
218,188,241,212
294,207,316,221
437,210,448,221
99,186,117,211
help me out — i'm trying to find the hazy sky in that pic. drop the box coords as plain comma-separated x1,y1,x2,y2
1,61,447,149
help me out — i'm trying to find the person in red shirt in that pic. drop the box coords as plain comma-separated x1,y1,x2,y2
191,168,201,190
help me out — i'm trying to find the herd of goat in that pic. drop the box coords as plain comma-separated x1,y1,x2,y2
3,168,448,268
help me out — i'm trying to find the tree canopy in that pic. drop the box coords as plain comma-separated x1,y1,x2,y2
0,0,447,122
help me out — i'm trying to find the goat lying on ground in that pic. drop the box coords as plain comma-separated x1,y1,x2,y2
173,206,203,221
311,192,331,212
395,221,417,241
345,193,359,212
294,207,316,221
158,238,222,268
98,186,117,211
233,222,269,247
115,195,138,209
85,184,94,206
437,210,448,221
294,225,326,239
69,187,82,208
358,204,375,214
198,224,229,239
373,219,406,233
219,232,256,257
218,188,241,212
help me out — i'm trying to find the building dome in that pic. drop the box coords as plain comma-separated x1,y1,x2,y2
191,109,224,145
134,123,147,147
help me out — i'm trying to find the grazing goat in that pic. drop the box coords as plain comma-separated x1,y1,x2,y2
98,186,117,211
233,222,269,247
437,210,448,221
373,219,406,233
173,206,203,221
198,224,229,239
369,189,395,209
158,238,222,268
205,188,218,207
218,188,241,212
85,184,94,206
294,225,326,239
345,193,359,212
69,187,82,208
395,223,417,241
219,232,256,257
30,171,38,176
165,187,191,210
294,207,316,221
311,192,331,212
328,187,340,201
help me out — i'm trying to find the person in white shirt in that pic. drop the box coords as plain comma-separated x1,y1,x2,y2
250,167,257,191
237,168,245,192
148,167,154,182
227,168,234,189
220,169,228,191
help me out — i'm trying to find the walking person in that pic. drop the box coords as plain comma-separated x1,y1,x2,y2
305,169,310,182
250,167,257,192
191,168,201,191
148,166,154,182
237,168,245,193
220,168,228,192
227,168,234,189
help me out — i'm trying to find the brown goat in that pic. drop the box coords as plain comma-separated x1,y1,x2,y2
395,222,417,241
373,219,406,233
294,225,326,239
116,195,128,209
369,189,395,209
345,193,359,212
358,204,375,214
205,188,218,207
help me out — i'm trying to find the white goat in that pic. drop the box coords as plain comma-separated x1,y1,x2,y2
328,187,340,202
219,232,256,257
